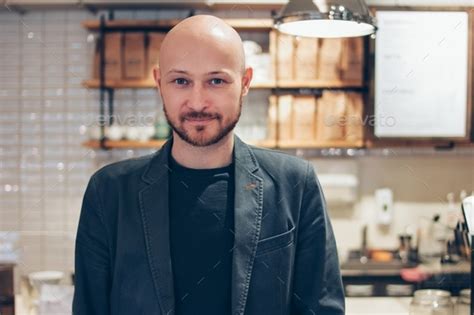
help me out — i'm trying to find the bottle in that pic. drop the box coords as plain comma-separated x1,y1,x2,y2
446,193,458,229
418,215,447,262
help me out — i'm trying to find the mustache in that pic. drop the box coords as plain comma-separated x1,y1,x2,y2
180,111,221,121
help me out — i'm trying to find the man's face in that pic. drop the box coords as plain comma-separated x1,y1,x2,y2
155,32,252,147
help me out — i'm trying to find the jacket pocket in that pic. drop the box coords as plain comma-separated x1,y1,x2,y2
255,225,295,257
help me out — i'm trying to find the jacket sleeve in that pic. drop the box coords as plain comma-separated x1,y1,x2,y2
73,175,111,315
291,162,345,315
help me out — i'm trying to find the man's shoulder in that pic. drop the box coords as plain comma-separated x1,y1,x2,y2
248,145,309,174
91,152,156,182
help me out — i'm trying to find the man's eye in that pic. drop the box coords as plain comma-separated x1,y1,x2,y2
210,78,225,85
174,78,188,85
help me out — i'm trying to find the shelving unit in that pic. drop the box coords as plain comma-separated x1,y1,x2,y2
82,15,368,151
82,18,274,31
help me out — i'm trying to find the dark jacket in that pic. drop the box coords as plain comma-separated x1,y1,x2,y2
73,135,345,315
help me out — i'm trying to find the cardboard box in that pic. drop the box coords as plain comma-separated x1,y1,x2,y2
292,96,316,141
318,38,343,81
268,94,294,141
104,32,123,80
294,37,319,80
146,32,166,80
124,32,146,79
267,95,278,141
93,32,122,80
277,95,293,140
316,91,346,141
270,30,295,81
341,38,364,82
92,33,124,80
345,92,364,142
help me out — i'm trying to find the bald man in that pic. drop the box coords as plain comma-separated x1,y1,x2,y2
73,15,344,315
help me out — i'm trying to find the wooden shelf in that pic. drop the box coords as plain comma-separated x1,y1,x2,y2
83,79,155,89
82,79,363,90
82,18,273,31
82,139,167,149
82,139,363,150
365,138,474,149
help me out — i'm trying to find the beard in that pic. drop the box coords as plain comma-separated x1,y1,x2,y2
163,93,243,147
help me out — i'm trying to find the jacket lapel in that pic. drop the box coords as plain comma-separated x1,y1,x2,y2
139,138,175,315
231,135,264,315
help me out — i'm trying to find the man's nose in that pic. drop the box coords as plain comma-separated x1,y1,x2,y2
187,84,208,111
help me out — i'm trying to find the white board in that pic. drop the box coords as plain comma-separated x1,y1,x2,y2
374,11,469,138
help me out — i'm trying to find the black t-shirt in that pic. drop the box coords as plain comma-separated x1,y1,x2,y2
168,153,235,315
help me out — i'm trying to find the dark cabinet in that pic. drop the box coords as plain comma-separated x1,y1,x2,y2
0,264,15,315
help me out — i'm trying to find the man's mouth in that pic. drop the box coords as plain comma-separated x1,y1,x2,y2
182,113,219,123
186,117,214,121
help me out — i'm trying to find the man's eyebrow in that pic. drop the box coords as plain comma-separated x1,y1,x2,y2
165,69,232,76
206,70,232,76
166,69,189,75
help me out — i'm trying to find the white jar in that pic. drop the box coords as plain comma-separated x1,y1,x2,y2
409,289,454,315
454,289,470,315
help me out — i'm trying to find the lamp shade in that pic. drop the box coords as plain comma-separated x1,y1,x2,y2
274,0,377,38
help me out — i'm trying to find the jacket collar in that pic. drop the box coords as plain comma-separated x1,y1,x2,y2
139,134,263,315
141,134,259,183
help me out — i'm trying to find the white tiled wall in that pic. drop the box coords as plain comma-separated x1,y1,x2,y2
1,10,96,279
0,8,271,285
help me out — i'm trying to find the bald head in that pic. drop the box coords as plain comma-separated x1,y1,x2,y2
158,15,246,76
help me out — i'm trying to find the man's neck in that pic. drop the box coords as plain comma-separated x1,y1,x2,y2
170,132,234,169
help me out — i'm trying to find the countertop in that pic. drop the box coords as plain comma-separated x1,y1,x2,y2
346,297,411,315
15,295,412,315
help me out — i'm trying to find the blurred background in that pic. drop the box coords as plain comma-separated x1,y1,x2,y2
0,0,473,314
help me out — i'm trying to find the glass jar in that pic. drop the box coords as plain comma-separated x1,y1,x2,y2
455,289,470,315
409,289,454,315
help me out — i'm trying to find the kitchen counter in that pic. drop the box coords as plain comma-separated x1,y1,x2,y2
342,260,471,297
15,295,412,315
342,261,471,277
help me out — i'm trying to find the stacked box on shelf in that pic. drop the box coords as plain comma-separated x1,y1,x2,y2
93,31,166,82
316,91,364,143
270,30,364,84
267,95,293,141
294,37,319,80
106,33,124,80
124,32,146,79
271,30,294,81
292,95,317,141
340,38,364,82
317,38,343,81
268,93,364,145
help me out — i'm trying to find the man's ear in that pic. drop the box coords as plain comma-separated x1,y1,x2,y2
241,67,253,96
153,66,161,90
